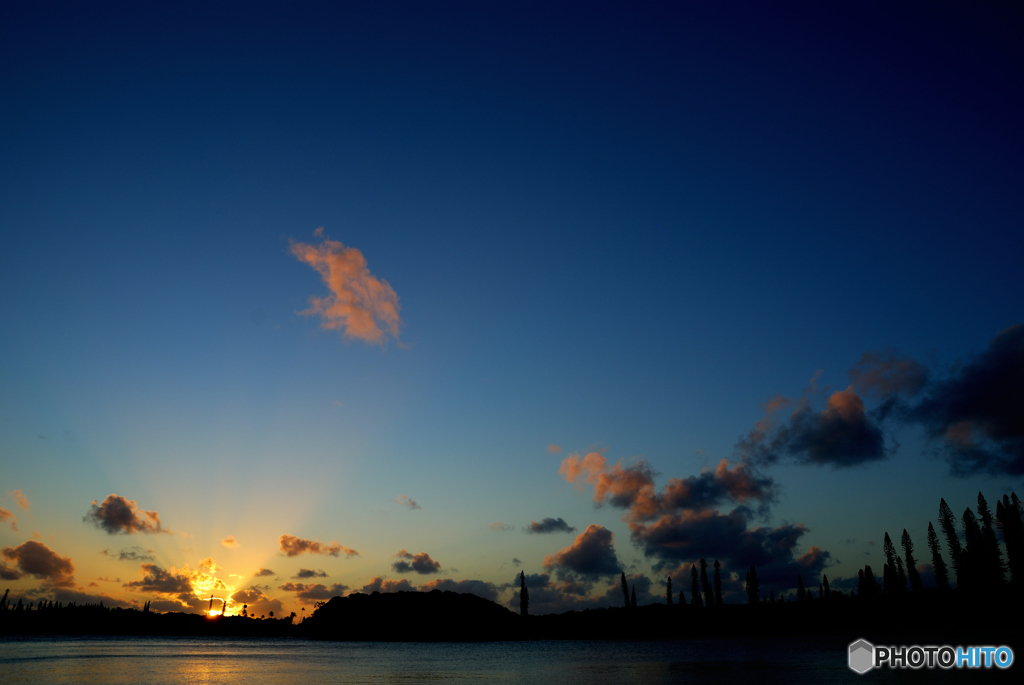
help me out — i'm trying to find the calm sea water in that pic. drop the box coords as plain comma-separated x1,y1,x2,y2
0,636,985,684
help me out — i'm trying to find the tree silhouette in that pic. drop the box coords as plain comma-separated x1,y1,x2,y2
699,559,712,609
939,498,964,587
823,574,831,599
901,529,923,592
895,556,908,594
744,565,759,604
996,494,1024,589
796,574,805,601
519,571,529,617
691,564,703,608
621,572,630,608
666,576,673,606
926,521,950,591
962,507,984,595
630,583,637,608
858,565,880,599
678,589,685,607
882,533,905,595
976,493,1007,589
713,560,723,606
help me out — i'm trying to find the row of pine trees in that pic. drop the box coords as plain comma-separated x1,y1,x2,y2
858,492,1023,599
636,491,1024,608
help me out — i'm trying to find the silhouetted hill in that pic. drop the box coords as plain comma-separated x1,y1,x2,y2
299,589,521,641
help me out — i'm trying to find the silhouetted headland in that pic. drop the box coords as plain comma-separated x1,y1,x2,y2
299,590,520,641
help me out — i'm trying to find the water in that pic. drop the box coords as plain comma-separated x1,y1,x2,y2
0,636,985,684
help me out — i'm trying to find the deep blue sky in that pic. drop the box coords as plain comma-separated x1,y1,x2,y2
1,1,1022,614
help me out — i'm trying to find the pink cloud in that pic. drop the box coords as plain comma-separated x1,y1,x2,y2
290,231,401,345
10,490,29,512
0,508,16,531
84,494,166,535
279,534,359,558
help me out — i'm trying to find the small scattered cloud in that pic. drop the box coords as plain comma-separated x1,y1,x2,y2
9,490,29,512
488,522,513,532
393,495,421,510
0,508,16,531
524,517,577,534
290,230,401,345
392,550,442,575
512,557,522,566
279,534,359,558
359,576,415,594
100,546,155,562
1,540,75,588
198,557,220,573
279,582,349,601
84,494,167,535
122,565,192,593
547,444,563,454
849,351,930,399
294,568,328,579
221,536,240,549
254,568,276,577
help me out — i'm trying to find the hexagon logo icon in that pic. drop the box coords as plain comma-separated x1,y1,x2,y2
849,639,874,674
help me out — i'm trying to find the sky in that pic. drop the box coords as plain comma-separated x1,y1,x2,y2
1,1,1022,617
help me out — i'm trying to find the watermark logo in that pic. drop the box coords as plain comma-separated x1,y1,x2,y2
848,639,874,674
849,639,1014,673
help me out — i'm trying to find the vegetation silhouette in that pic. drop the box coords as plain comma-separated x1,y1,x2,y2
2,491,1021,646
519,570,529,618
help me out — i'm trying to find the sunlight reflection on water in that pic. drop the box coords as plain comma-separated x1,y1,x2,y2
0,636,964,684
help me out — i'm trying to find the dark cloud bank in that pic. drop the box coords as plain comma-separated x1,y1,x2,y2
737,324,1024,476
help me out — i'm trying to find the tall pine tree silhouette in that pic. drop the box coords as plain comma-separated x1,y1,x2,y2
996,495,1024,589
713,560,723,606
699,559,713,609
519,571,529,617
901,529,923,592
691,564,703,608
939,498,964,588
744,565,759,604
926,522,950,591
962,508,984,595
621,572,630,608
976,493,1007,589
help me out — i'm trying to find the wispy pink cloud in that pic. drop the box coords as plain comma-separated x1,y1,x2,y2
290,230,401,345
279,534,359,558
